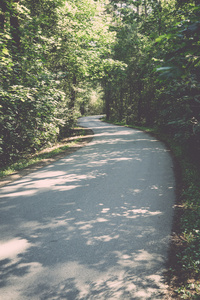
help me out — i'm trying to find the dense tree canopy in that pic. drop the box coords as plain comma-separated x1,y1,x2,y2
0,0,116,166
0,0,200,167
103,0,200,162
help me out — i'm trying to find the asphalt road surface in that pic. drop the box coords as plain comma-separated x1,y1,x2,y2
0,116,175,299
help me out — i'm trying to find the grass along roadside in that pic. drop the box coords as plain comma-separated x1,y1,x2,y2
0,128,93,180
0,145,71,178
101,118,200,299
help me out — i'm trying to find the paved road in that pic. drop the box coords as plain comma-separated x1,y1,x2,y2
0,116,175,299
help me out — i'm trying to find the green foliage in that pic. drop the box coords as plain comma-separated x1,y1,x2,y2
0,0,115,167
1,0,200,295
101,0,200,168
176,283,200,299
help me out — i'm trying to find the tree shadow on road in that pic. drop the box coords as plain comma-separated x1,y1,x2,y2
0,123,175,299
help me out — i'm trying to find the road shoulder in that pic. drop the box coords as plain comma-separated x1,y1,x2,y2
0,128,93,188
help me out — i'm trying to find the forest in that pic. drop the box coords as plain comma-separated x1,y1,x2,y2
0,0,200,297
0,0,200,167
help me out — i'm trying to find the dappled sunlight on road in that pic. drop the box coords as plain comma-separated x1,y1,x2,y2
0,193,172,298
0,238,31,261
0,116,175,299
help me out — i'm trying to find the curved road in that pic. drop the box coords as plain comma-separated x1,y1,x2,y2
0,116,175,299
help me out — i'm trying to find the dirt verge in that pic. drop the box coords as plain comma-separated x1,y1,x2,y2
0,128,93,188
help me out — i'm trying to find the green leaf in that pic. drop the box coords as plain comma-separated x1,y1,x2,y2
156,67,173,72
2,48,9,56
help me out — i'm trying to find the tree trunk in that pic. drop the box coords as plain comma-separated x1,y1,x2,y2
0,0,7,32
157,0,162,36
144,0,147,18
137,1,140,15
69,75,77,109
105,81,111,120
10,0,20,52
137,81,143,124
119,84,124,121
